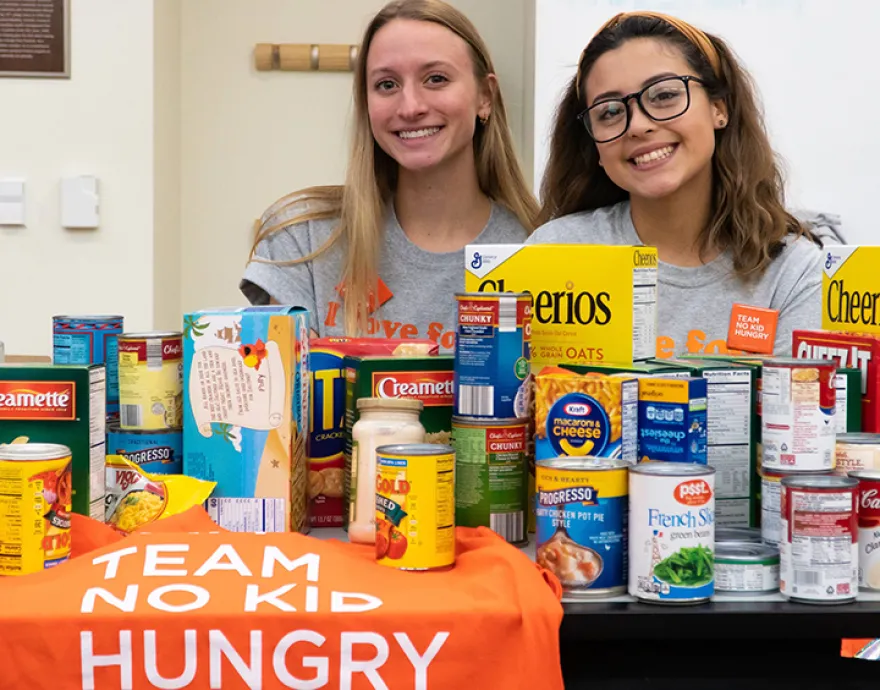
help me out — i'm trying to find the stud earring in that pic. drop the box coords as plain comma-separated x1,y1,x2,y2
479,113,490,125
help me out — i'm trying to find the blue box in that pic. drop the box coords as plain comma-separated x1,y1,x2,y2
637,376,707,464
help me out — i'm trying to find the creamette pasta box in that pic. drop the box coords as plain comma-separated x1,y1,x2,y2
0,363,106,520
464,244,658,366
182,306,310,533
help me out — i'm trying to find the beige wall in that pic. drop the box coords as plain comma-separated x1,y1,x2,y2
0,0,157,355
179,0,534,314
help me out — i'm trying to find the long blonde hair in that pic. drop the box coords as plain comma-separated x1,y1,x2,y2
538,12,813,276
249,0,538,334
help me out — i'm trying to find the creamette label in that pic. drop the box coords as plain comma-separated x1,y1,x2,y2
822,246,880,333
464,244,658,366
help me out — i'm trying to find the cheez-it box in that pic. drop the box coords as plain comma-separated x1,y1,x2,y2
792,329,880,432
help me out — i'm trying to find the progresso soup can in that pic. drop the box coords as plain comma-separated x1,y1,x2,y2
629,462,715,604
761,358,836,471
106,423,183,474
535,457,628,598
453,292,532,419
53,315,124,419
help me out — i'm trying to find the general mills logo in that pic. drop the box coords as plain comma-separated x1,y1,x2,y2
470,252,483,270
825,252,834,270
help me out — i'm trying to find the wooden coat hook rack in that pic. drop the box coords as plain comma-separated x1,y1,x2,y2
254,43,359,72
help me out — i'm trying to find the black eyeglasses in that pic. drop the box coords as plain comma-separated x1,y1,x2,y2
577,75,706,143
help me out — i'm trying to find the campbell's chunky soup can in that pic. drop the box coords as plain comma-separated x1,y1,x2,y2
762,358,836,471
629,463,715,604
779,475,858,604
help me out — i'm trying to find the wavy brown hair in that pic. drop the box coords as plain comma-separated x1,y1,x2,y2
538,13,812,276
249,0,538,334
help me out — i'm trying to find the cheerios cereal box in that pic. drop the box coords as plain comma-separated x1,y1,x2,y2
464,244,658,366
309,337,438,528
822,246,880,334
182,306,309,533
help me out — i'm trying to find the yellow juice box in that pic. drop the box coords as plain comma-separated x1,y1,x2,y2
822,246,880,333
464,244,658,366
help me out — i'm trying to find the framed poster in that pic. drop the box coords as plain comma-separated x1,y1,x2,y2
0,0,69,78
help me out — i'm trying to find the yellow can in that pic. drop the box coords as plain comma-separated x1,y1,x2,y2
375,443,455,570
0,442,72,575
118,331,183,430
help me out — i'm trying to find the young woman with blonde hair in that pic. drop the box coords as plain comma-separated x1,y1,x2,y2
241,0,537,349
528,12,822,357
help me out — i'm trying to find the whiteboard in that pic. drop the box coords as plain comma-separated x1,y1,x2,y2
533,0,878,244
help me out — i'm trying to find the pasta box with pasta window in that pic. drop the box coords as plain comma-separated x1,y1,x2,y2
182,306,310,533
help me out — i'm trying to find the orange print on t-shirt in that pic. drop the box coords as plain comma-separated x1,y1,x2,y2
655,330,746,359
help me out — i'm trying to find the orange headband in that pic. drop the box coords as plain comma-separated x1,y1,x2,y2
575,11,722,101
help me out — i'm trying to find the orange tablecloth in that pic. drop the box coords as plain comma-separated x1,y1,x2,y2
0,509,565,689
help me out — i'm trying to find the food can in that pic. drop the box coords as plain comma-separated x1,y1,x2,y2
0,443,72,575
715,526,762,544
836,433,880,476
453,292,532,419
761,358,836,471
52,315,124,419
760,467,831,546
629,462,715,604
535,457,628,597
779,475,858,604
715,542,780,595
375,443,455,570
848,469,880,590
106,423,183,475
118,332,183,430
452,416,529,545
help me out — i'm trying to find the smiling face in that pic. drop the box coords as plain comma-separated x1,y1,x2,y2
583,38,726,202
365,18,492,175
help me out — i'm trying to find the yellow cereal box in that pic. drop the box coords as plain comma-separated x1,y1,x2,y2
822,246,880,334
464,244,658,366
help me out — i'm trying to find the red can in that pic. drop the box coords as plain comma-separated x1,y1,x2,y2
762,358,836,472
849,469,880,591
779,475,858,604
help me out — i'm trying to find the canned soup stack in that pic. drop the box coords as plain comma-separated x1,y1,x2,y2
450,292,533,546
111,332,184,475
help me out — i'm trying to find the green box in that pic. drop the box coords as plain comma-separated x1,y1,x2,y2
343,355,454,528
0,364,106,519
836,367,862,433
651,357,758,527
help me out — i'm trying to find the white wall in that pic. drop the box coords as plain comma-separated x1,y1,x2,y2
0,0,160,356
179,0,533,314
533,0,876,243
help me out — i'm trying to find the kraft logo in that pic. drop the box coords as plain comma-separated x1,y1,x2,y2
470,252,483,270
564,403,590,416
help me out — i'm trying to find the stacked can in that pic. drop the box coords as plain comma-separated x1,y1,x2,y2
110,331,184,476
451,292,532,546
52,315,124,420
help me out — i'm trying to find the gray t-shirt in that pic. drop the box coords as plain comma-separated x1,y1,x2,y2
525,201,822,357
241,200,528,349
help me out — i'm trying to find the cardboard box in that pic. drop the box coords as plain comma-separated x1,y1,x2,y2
0,363,106,519
637,377,708,464
464,244,658,367
822,246,880,333
183,306,310,532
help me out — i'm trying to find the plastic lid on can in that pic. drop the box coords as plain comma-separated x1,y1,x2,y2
0,443,71,461
629,461,715,477
357,397,424,413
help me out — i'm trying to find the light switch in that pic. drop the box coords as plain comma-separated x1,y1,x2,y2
0,179,25,225
61,175,99,229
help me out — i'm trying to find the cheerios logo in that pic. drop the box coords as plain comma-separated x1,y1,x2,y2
547,392,610,458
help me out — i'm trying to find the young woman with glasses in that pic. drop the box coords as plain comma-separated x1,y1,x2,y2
527,12,822,357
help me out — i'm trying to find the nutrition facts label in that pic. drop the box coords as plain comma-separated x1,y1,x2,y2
632,267,658,361
207,497,286,532
708,445,750,498
703,370,752,444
